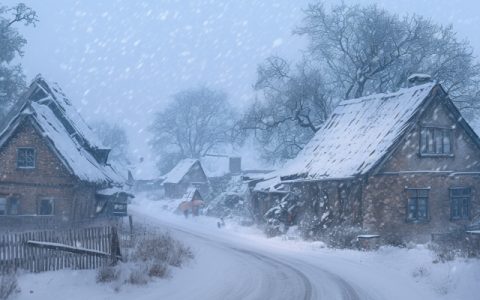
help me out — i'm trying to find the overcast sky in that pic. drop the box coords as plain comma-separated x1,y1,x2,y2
4,0,480,164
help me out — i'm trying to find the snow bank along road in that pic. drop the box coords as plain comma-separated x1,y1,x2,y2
132,206,436,300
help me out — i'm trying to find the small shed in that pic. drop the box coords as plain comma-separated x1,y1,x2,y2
163,159,209,198
177,187,205,217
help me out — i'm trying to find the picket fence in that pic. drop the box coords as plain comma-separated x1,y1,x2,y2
0,226,121,274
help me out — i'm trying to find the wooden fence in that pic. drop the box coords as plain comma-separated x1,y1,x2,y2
0,226,121,274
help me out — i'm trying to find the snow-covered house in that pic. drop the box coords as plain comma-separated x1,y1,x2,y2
132,157,164,193
253,77,480,242
0,75,130,230
163,158,209,198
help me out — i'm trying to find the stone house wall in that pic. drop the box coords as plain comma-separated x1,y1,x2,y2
362,97,480,241
0,119,98,227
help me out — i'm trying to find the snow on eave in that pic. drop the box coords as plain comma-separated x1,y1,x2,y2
96,187,134,198
253,175,288,194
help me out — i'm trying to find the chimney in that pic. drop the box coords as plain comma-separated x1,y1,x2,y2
229,157,241,174
407,73,432,87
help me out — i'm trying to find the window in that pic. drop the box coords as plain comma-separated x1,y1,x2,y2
0,197,19,215
17,148,36,168
38,199,54,215
0,198,6,215
7,198,19,215
450,188,471,220
406,189,429,222
420,127,452,155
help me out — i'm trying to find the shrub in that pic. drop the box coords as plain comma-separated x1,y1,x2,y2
322,226,363,249
429,230,480,262
132,233,193,267
148,262,169,278
382,233,406,248
126,265,149,285
412,266,430,278
96,266,120,283
96,230,193,287
0,274,18,300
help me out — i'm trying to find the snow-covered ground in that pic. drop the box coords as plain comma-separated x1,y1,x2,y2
14,197,480,300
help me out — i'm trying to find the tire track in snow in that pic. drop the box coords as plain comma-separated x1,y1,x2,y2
231,247,313,300
134,212,367,300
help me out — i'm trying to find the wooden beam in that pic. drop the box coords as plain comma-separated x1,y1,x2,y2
26,240,121,260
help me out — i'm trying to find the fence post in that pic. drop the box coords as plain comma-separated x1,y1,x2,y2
110,227,121,265
129,215,134,241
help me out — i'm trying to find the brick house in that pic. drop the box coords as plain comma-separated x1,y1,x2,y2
162,158,209,199
0,75,130,230
252,77,480,242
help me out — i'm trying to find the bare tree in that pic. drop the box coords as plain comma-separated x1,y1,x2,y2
150,87,235,173
243,1,480,163
241,57,332,162
296,2,480,101
91,121,130,163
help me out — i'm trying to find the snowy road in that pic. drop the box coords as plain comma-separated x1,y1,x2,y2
132,205,436,300
157,223,364,300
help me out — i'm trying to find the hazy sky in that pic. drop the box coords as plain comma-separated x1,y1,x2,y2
4,0,480,165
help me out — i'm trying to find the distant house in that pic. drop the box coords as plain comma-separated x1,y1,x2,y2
0,75,131,230
163,158,209,198
253,76,480,242
132,157,164,193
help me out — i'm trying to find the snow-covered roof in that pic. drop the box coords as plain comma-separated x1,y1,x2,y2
278,82,437,181
96,187,134,197
181,187,203,202
31,75,104,150
253,175,285,193
0,75,124,185
163,158,202,184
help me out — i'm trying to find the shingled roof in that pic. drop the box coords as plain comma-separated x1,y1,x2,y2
278,82,439,181
163,158,207,184
0,75,124,185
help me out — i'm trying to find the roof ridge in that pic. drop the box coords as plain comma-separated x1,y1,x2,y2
338,82,436,106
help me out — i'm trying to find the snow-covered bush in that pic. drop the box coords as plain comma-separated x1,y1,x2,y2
132,233,193,268
428,230,480,262
206,176,253,223
126,264,149,285
96,231,193,287
263,192,305,237
0,274,18,300
412,266,430,278
96,266,120,283
321,226,364,249
382,232,406,248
